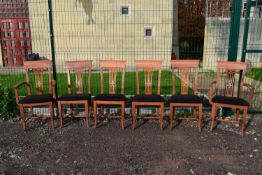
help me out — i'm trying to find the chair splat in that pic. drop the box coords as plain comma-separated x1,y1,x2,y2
108,68,118,94
225,70,236,97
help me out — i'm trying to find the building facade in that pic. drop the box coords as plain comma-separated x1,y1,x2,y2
0,0,174,70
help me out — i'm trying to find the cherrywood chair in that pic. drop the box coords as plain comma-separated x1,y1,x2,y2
14,60,56,131
209,61,254,135
169,60,203,132
57,60,92,128
131,60,164,130
93,60,127,129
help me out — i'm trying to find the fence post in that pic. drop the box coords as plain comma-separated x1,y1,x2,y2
241,0,251,62
47,0,57,96
228,0,242,61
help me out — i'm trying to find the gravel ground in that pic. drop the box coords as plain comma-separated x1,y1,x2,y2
0,115,261,175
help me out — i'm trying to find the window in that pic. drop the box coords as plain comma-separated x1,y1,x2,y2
121,6,129,15
144,28,153,37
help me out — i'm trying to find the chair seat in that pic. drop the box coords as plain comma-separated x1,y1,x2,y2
19,94,53,104
93,94,127,101
168,94,203,104
58,94,91,102
212,95,249,106
131,94,165,102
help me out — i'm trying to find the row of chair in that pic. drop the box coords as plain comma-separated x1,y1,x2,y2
14,59,254,135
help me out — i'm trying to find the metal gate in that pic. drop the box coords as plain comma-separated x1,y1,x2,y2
241,0,262,110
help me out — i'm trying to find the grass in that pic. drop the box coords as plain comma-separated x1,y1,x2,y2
0,71,188,96
246,68,262,82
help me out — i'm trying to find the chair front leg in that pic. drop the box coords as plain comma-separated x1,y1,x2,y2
160,104,164,130
121,103,125,129
49,103,54,128
132,103,136,129
236,109,240,121
94,102,97,128
198,104,203,132
210,104,216,131
170,105,174,129
193,107,196,119
58,102,63,128
84,101,89,128
241,107,248,136
19,105,26,132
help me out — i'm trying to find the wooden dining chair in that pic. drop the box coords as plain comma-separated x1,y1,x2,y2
14,60,56,131
131,60,164,130
209,61,254,135
93,60,127,129
169,60,203,132
57,60,92,128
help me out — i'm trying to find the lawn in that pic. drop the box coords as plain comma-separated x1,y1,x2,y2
0,71,187,96
246,68,262,82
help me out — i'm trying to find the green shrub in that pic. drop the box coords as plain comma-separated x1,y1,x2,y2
0,84,17,119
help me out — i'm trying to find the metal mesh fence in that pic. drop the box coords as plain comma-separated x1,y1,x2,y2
0,0,261,111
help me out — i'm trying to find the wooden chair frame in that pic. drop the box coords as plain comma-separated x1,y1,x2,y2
169,60,203,132
132,60,164,130
57,60,92,128
14,60,56,131
93,60,126,129
209,61,254,135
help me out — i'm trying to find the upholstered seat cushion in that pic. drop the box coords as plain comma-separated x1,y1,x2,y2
93,94,127,101
19,94,53,104
168,94,203,103
58,94,91,102
212,95,249,106
131,94,165,102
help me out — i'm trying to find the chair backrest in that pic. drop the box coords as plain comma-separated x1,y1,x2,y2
135,60,162,95
66,60,92,95
24,60,53,95
215,61,247,97
100,60,126,95
171,60,199,95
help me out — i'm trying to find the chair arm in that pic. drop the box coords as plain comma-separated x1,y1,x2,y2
13,81,30,104
243,83,255,108
208,80,217,103
51,80,56,99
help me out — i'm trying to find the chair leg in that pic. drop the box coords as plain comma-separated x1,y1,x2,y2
58,102,63,128
85,102,89,128
19,105,26,131
94,102,97,128
121,103,125,129
160,104,164,130
198,105,203,132
193,107,196,119
170,105,173,129
236,108,240,121
49,103,54,128
132,104,136,129
210,104,216,131
241,107,248,136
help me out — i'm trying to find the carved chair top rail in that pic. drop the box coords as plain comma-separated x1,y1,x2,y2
135,60,162,69
171,60,200,69
66,60,92,70
217,61,247,71
100,60,126,69
24,60,52,70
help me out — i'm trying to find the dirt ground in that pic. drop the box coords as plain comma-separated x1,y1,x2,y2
0,115,261,175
